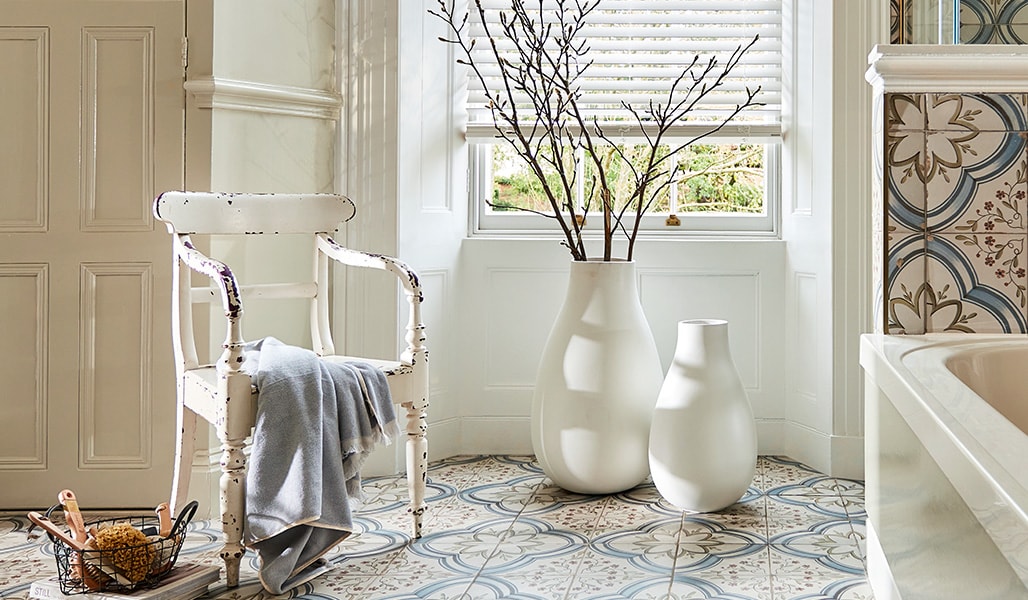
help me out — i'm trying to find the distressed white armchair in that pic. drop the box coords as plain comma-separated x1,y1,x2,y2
153,191,428,587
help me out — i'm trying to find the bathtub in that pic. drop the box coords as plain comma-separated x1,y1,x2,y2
860,334,1028,600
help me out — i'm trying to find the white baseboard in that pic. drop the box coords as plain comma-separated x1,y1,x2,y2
783,421,865,480
756,418,785,455
829,433,865,480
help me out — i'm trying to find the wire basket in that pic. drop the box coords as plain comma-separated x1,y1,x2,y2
41,503,195,595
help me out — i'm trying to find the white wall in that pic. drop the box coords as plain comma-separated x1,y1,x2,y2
363,1,882,478
187,0,882,483
182,0,343,511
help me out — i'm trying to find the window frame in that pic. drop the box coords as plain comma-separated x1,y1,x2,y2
460,0,784,239
469,138,781,238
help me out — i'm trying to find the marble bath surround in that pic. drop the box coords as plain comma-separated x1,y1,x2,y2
861,334,1028,600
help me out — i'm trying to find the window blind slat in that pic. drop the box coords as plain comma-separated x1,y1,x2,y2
465,121,781,142
463,0,782,134
476,0,780,10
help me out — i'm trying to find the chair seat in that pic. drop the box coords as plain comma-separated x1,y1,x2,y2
182,357,414,426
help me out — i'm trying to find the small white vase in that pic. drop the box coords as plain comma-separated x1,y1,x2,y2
649,319,757,512
532,259,663,494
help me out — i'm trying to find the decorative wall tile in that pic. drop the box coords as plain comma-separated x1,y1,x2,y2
925,130,1027,233
925,232,1028,332
928,93,1028,132
959,0,1028,43
880,90,1028,333
891,0,903,43
887,232,927,334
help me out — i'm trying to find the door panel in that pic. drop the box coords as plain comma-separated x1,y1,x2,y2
0,1,183,509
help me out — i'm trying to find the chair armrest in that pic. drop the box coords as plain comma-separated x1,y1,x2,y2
316,234,427,369
316,235,422,299
176,237,243,319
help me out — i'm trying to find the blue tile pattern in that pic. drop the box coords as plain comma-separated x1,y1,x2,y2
882,92,1028,333
0,456,871,600
893,0,1028,44
960,0,1028,43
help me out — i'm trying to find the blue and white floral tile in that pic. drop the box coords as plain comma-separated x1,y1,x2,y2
924,93,1028,133
960,0,994,43
566,549,672,599
469,455,541,484
591,496,680,535
885,121,926,234
459,473,548,517
925,130,1028,234
591,517,688,573
793,577,875,600
886,232,927,334
681,494,768,538
770,522,865,577
925,232,1028,332
355,574,479,600
960,0,1028,43
671,553,773,600
523,496,607,535
421,455,488,491
886,93,926,133
890,0,901,43
474,551,585,599
760,457,833,491
0,455,869,600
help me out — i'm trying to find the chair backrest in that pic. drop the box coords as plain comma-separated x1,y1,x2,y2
154,191,355,235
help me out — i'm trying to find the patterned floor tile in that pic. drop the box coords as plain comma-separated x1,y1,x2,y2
769,523,865,577
759,457,826,491
0,456,869,600
769,551,870,600
357,574,477,599
473,552,584,599
670,573,771,600
765,497,846,538
568,548,673,599
765,487,850,522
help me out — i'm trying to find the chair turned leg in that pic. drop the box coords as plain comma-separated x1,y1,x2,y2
218,436,246,587
405,401,428,539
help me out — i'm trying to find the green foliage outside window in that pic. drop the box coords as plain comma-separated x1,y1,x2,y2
491,143,764,215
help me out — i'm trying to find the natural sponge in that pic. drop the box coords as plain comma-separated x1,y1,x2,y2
92,523,154,582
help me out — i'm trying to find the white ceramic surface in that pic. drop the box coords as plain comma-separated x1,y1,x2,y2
648,319,756,512
531,260,663,494
860,333,1028,600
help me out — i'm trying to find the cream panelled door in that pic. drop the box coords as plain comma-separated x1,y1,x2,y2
0,1,183,508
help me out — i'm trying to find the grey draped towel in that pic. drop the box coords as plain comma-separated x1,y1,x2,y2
240,337,399,594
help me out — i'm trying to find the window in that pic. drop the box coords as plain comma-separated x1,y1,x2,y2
460,0,783,236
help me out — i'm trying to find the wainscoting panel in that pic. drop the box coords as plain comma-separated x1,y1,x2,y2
0,27,48,232
81,27,154,232
78,262,153,468
638,269,761,388
0,264,48,468
484,267,567,390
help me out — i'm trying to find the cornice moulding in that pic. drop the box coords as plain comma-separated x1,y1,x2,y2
866,44,1028,93
184,77,342,120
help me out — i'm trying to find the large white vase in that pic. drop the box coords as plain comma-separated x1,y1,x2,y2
531,259,663,494
649,319,756,512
